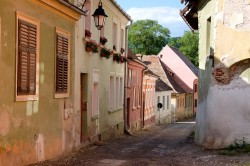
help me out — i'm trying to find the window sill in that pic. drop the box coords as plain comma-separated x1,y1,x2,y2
91,115,99,121
54,93,69,99
109,107,123,114
15,95,38,101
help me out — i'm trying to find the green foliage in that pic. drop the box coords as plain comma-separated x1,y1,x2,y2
219,137,250,156
168,31,199,67
128,19,170,55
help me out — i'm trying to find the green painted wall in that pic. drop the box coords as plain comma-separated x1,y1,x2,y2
0,0,76,165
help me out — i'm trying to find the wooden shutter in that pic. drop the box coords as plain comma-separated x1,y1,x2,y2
56,34,68,93
17,20,37,95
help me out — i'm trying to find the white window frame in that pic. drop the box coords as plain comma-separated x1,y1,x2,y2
109,74,115,110
92,70,100,117
163,96,165,110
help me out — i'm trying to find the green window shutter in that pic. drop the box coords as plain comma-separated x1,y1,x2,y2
17,20,37,95
56,34,68,93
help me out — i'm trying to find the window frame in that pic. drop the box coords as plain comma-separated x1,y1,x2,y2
15,12,40,101
54,27,70,98
92,69,100,117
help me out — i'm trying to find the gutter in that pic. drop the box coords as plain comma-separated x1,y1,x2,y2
124,20,133,131
110,0,133,22
58,0,87,16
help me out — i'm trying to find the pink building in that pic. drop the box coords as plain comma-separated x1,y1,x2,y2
158,45,198,90
159,45,198,120
126,50,147,132
142,70,158,127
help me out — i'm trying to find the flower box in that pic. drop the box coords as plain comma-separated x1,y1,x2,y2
86,40,98,53
100,36,108,45
100,47,111,59
120,48,125,54
85,29,92,38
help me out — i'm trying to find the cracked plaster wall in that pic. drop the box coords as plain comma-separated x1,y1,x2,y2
196,0,250,149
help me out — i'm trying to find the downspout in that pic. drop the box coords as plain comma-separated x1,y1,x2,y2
124,20,132,130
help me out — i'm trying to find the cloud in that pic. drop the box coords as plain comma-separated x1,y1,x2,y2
126,7,189,37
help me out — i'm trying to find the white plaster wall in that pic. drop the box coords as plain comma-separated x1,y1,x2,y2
200,78,250,148
196,0,250,149
155,91,172,124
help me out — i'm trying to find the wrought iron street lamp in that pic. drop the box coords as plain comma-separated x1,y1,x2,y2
92,1,108,30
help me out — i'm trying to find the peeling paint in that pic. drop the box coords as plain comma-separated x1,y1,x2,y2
35,134,45,162
0,110,10,136
197,0,250,149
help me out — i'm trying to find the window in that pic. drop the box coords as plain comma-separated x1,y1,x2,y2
16,13,40,101
109,76,115,110
133,87,137,109
115,77,119,108
119,77,123,107
92,70,100,117
128,69,132,87
85,0,92,32
195,99,197,107
100,25,104,37
55,28,70,98
110,75,123,111
163,96,165,110
113,22,117,49
194,84,198,92
177,99,179,108
167,95,169,109
92,83,99,116
120,28,125,50
137,86,141,107
157,96,160,104
206,17,211,56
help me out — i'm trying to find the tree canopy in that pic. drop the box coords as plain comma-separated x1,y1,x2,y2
168,31,199,67
128,19,170,55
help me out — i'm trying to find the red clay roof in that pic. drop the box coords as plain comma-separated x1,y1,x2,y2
141,55,174,91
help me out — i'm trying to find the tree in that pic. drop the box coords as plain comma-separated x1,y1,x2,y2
169,31,199,66
128,19,170,55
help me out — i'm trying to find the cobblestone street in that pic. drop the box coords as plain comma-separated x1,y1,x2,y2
31,121,250,166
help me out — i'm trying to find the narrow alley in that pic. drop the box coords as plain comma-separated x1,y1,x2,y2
31,121,250,166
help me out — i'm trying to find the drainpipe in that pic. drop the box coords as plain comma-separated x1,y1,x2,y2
124,20,132,130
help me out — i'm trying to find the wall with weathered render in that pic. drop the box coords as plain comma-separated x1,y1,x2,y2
74,0,129,143
0,0,79,165
196,0,250,149
155,91,172,124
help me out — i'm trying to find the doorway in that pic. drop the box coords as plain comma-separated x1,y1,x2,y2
126,98,130,129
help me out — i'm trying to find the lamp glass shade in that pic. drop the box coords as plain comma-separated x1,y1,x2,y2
92,2,108,30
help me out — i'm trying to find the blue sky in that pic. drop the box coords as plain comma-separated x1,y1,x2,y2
115,0,189,37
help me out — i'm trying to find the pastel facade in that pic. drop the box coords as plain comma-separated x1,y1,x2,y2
182,0,250,148
159,45,198,89
155,80,173,124
140,55,173,124
74,0,131,143
159,47,198,121
126,51,146,132
0,0,83,165
0,0,131,165
143,70,158,127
